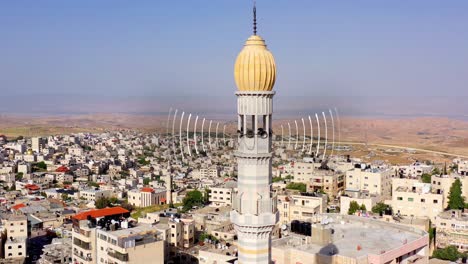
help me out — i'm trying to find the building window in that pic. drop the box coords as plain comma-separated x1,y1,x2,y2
408,198,414,202
18,245,22,248
397,197,403,201
433,200,438,204
421,199,425,203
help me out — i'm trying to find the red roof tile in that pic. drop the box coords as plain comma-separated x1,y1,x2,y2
141,187,154,193
73,207,129,221
25,184,40,190
12,203,26,210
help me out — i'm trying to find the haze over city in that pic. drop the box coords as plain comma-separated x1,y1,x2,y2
1,0,467,117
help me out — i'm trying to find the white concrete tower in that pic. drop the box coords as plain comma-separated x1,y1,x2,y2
165,162,173,205
230,3,279,264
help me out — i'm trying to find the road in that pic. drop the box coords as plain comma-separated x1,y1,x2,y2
273,140,468,159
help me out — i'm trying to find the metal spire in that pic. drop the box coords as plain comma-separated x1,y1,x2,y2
253,1,257,35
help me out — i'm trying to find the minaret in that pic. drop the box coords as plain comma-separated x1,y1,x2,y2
231,3,279,264
166,161,173,205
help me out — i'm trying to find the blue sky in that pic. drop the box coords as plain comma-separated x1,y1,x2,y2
0,0,467,98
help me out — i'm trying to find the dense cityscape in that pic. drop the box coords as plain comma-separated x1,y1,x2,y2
0,130,466,263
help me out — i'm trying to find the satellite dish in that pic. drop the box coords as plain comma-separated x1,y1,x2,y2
281,224,287,230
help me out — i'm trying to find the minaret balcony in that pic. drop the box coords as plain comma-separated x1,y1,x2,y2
232,193,278,216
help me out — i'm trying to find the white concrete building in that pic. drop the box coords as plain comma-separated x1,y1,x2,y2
127,187,166,208
209,181,237,207
391,178,444,220
345,166,393,198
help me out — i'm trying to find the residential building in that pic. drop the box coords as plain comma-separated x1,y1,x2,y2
293,161,321,182
79,189,113,202
277,192,327,224
391,178,444,220
434,210,468,251
345,165,393,198
127,187,166,207
432,174,468,208
96,224,165,264
72,207,130,264
209,181,237,207
305,170,345,199
458,160,468,176
4,215,28,261
398,162,433,178
32,137,45,153
271,214,429,264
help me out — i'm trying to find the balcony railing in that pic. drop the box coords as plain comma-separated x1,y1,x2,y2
73,228,91,237
73,238,91,250
73,249,92,262
108,251,129,262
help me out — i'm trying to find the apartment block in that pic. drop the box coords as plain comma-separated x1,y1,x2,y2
293,162,321,183
305,170,345,199
209,181,237,207
277,193,327,224
79,189,113,202
398,162,433,178
127,187,166,208
434,210,468,251
96,224,165,264
391,178,444,220
345,166,394,198
72,207,130,264
3,215,28,261
432,174,468,208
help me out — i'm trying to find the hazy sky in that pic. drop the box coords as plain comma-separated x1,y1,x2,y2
1,0,467,98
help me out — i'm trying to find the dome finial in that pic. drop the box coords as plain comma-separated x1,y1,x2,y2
253,1,257,35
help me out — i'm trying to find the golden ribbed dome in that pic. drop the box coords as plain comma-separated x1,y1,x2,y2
234,35,276,91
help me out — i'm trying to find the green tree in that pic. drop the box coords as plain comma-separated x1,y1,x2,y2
348,201,360,215
137,156,150,166
182,190,204,212
143,178,151,185
360,204,367,211
448,179,465,210
432,167,441,175
15,172,24,181
61,193,69,201
36,161,47,170
95,197,111,209
286,183,306,193
199,232,219,243
432,246,461,261
87,181,100,188
372,202,391,215
272,176,283,183
421,173,431,183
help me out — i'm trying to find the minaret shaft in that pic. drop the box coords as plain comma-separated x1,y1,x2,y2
231,91,278,264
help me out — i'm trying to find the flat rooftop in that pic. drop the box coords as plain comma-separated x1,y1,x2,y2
103,224,158,238
273,214,427,259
